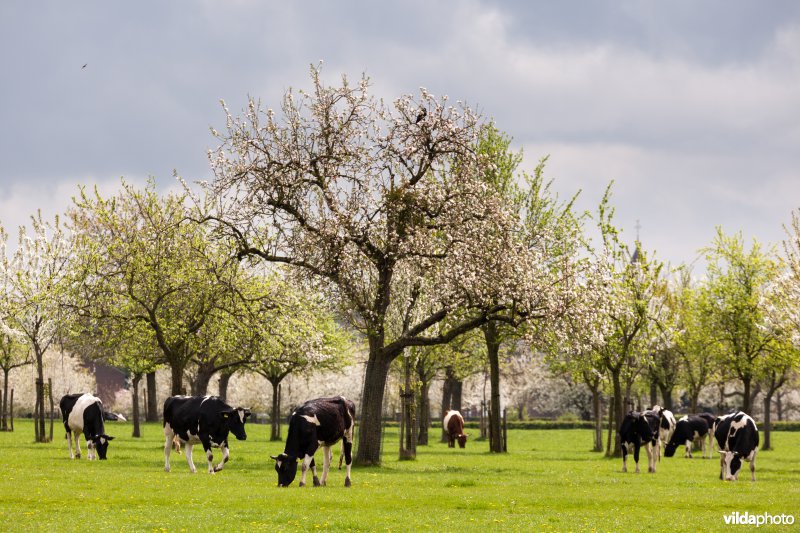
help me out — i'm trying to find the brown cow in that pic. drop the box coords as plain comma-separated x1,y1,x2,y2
443,410,468,448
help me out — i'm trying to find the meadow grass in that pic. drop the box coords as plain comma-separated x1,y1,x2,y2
0,420,798,531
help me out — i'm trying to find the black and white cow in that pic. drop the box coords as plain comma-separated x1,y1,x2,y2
163,395,250,474
696,412,717,452
271,396,355,487
619,410,660,473
656,407,676,461
663,415,710,458
714,411,759,481
59,393,115,460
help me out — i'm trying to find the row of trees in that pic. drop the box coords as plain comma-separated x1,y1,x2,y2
0,182,352,440
2,66,800,465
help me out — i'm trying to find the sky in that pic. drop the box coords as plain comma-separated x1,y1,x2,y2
1,1,799,270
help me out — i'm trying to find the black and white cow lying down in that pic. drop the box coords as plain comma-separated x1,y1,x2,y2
664,415,711,459
619,410,660,473
59,393,115,460
714,411,759,481
272,396,355,487
163,395,250,474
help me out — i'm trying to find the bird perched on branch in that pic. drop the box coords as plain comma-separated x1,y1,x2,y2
415,107,427,124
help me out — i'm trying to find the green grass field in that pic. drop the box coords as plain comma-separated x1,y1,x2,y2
1,420,798,531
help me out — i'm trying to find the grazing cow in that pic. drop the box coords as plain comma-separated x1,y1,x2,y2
714,411,759,481
656,408,676,461
663,415,710,458
163,395,250,474
619,410,659,473
271,396,355,487
443,410,468,448
59,393,115,460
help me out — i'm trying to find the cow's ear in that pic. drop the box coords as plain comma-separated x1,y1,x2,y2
220,409,233,419
105,435,115,441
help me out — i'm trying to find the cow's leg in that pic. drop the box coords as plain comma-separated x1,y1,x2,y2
74,432,82,459
684,439,692,458
719,452,725,480
750,451,757,482
633,443,641,473
621,443,628,472
164,425,174,472
299,454,314,487
202,442,216,474
213,442,230,473
646,443,656,473
701,435,708,459
67,430,74,459
184,443,197,474
318,445,332,487
343,428,353,487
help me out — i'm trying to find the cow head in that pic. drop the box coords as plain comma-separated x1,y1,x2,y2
271,453,298,487
663,440,678,458
223,407,251,440
720,451,743,481
91,434,115,460
457,433,468,448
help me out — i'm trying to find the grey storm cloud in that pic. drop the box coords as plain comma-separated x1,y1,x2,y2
1,1,799,269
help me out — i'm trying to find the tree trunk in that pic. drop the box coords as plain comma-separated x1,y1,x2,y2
417,378,431,445
399,354,416,460
742,376,751,413
2,369,8,431
218,370,234,403
452,380,463,411
776,390,783,421
269,379,282,441
609,371,623,457
440,368,454,443
483,321,503,453
605,396,615,456
591,386,603,452
355,349,392,466
48,378,54,442
762,391,773,451
35,348,48,442
649,379,658,408
690,390,699,414
146,371,158,422
190,364,215,396
131,373,142,438
659,384,674,411
170,364,184,396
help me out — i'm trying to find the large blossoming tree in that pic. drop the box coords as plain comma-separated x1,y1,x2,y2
201,66,545,465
